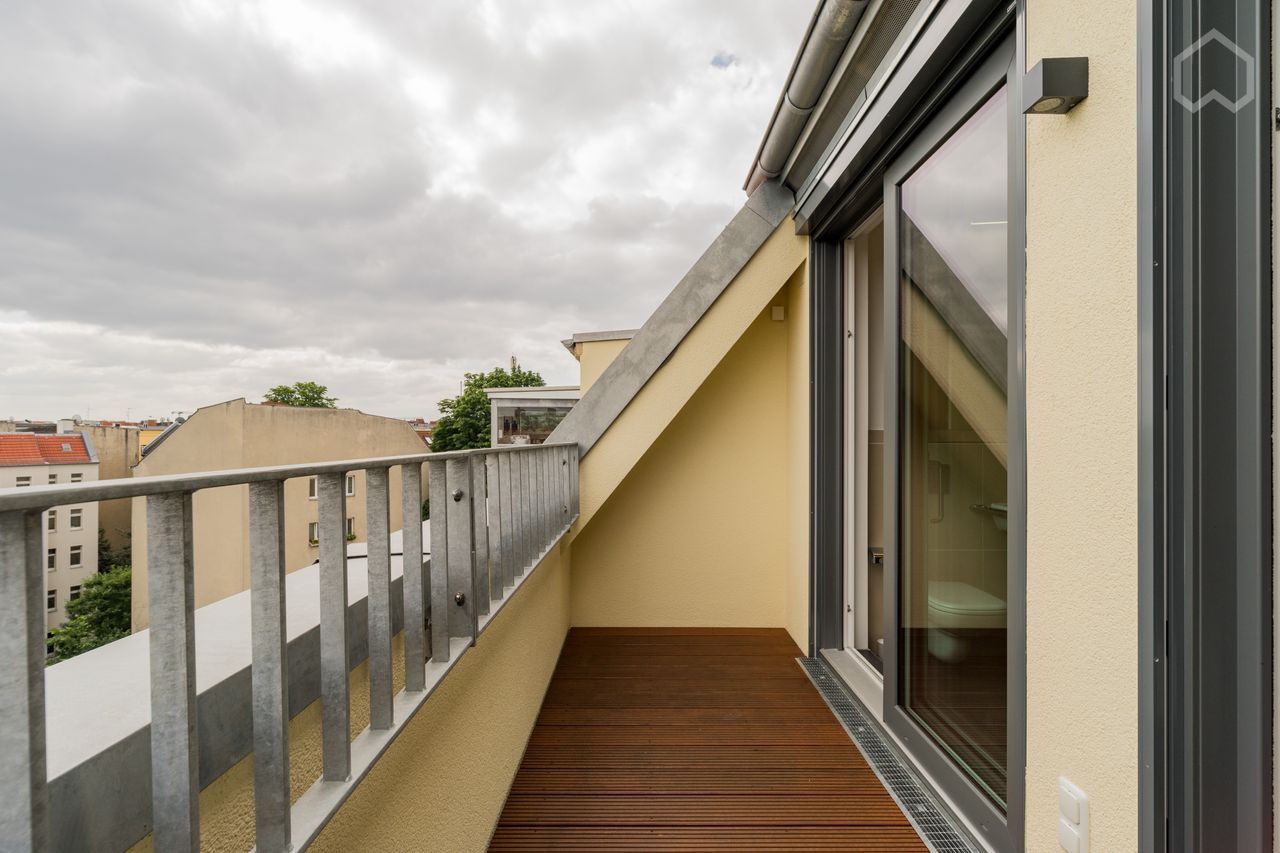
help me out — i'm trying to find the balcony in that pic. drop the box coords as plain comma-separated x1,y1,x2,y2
0,431,942,852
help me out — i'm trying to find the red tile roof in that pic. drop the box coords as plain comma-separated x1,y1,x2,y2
0,434,93,466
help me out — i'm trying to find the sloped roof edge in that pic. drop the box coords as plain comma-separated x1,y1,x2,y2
548,180,795,456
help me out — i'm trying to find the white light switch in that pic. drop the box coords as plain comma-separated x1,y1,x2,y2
1057,777,1089,853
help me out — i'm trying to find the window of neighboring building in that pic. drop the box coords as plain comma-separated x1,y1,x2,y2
308,477,318,500
46,590,56,611
48,473,57,485
16,476,30,488
69,509,82,530
70,473,82,483
69,585,81,602
345,474,355,497
46,549,55,571
345,517,355,539
308,522,319,544
69,545,82,567
47,511,56,532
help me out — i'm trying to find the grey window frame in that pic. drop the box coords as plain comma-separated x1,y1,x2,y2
1139,0,1274,849
806,3,1024,850
879,37,1023,853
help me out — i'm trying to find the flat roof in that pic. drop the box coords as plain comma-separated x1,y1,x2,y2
560,329,640,353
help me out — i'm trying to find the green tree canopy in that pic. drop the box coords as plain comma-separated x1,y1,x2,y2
47,566,132,664
430,361,544,451
263,381,337,408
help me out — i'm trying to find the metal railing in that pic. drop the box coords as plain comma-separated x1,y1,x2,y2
0,441,579,852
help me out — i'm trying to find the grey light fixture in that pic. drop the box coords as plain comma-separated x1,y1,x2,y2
1023,57,1088,114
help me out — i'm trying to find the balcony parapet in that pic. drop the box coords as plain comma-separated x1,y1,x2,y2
0,442,580,852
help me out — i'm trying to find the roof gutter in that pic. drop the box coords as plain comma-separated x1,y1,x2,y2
744,0,870,194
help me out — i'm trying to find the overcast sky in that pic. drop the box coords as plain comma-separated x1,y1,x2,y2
0,0,811,422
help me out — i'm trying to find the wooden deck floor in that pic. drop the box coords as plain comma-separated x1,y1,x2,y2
490,628,927,852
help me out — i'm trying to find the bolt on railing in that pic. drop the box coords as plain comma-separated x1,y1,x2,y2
0,441,579,853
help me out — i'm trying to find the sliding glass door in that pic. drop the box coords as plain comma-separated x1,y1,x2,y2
896,84,1010,808
876,40,1021,849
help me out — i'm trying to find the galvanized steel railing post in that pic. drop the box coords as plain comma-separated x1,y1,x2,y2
146,492,199,852
316,472,350,781
365,467,393,730
485,454,503,604
400,463,426,691
444,458,473,642
0,510,48,853
427,460,450,663
248,480,290,853
470,454,490,619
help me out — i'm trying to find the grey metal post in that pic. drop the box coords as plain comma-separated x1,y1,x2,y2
513,451,526,575
0,510,47,853
518,451,531,574
444,458,473,639
484,454,503,603
248,481,289,853
570,445,580,518
555,445,565,532
538,448,549,554
316,472,350,781
365,467,393,730
146,492,199,852
495,453,514,590
400,463,426,691
470,454,490,617
427,460,450,663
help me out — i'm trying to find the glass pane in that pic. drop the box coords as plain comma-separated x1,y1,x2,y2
898,86,1008,809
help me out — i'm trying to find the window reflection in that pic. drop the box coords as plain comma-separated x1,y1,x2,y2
898,87,1009,809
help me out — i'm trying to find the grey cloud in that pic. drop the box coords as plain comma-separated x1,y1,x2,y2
0,0,811,419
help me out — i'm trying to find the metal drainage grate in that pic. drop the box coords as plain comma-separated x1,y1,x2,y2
798,657,982,853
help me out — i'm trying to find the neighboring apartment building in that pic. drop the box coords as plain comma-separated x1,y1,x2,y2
485,386,580,446
560,329,638,393
72,423,141,552
129,398,427,628
0,433,99,631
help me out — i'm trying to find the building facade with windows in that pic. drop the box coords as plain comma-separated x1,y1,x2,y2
128,398,428,628
0,433,99,630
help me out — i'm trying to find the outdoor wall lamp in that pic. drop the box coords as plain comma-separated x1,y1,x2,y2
1023,57,1088,114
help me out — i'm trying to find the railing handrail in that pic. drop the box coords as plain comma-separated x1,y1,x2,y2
0,439,580,852
0,441,579,512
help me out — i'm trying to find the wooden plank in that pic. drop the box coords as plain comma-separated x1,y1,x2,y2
490,628,926,852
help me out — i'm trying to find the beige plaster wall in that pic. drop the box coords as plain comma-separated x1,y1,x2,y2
131,399,427,628
569,299,792,630
578,338,631,394
1023,1,1139,849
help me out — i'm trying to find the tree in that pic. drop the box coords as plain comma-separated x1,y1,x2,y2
263,381,337,408
98,527,130,571
47,566,132,664
430,360,544,451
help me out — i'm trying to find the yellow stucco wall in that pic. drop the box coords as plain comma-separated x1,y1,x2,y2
130,544,571,852
570,299,792,630
569,218,807,540
131,399,427,628
578,338,631,394
1024,1,1138,850
568,212,809,648
785,272,810,649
